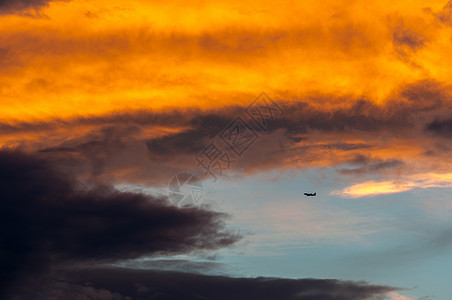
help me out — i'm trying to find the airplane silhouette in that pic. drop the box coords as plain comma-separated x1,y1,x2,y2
304,192,316,196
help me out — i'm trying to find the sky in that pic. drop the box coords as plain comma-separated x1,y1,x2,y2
1,0,452,299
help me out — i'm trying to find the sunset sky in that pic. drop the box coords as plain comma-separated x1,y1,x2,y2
2,0,452,299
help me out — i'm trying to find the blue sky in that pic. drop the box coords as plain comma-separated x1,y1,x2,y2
123,168,452,299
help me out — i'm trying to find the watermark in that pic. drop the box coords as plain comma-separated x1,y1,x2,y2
167,172,203,207
167,92,284,207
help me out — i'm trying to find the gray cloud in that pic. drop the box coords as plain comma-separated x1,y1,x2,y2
0,0,64,15
12,267,399,300
426,119,452,137
338,154,405,175
0,150,240,298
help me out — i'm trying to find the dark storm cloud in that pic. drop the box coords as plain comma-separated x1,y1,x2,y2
426,119,452,137
0,150,400,299
0,0,62,14
14,267,398,300
0,150,240,298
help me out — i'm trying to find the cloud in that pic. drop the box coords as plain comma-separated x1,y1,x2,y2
387,292,416,300
12,267,399,300
435,0,452,26
0,0,450,125
338,155,405,175
390,19,428,68
117,259,227,275
426,119,452,137
0,150,240,298
0,79,447,140
392,25,427,51
0,81,445,186
0,79,449,186
0,0,63,15
145,111,238,160
0,149,401,299
331,173,452,198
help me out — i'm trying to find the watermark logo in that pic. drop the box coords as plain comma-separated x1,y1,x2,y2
167,172,203,207
168,92,284,208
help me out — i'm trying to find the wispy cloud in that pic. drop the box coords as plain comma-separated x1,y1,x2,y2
387,292,416,300
331,173,452,198
12,266,400,300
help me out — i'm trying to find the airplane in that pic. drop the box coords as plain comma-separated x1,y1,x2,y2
304,192,316,196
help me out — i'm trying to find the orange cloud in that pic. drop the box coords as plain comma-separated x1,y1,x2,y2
1,0,452,187
331,173,452,198
0,0,451,123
